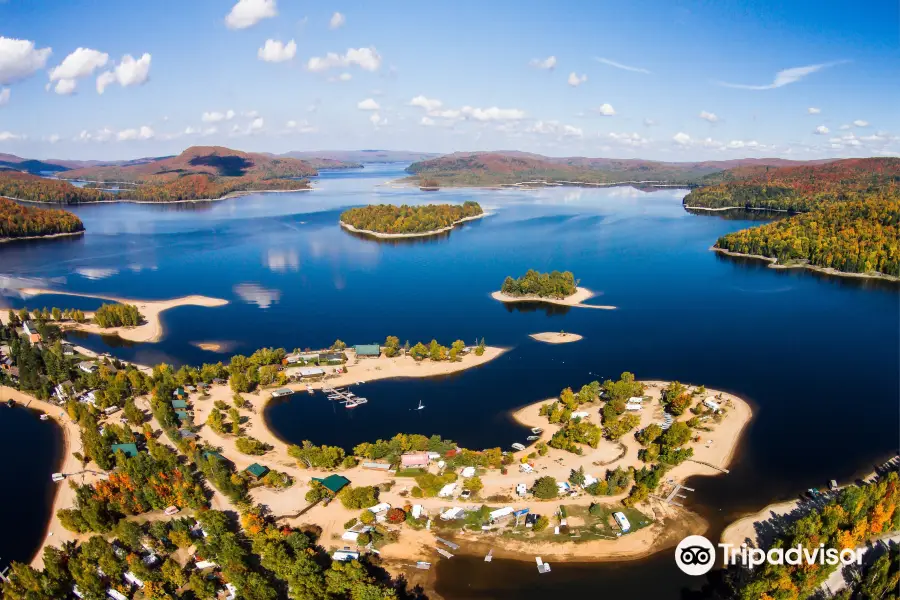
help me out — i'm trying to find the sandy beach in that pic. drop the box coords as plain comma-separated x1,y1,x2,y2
529,332,583,344
719,499,799,547
0,231,86,244
339,212,487,239
17,288,229,343
491,287,616,310
711,247,900,283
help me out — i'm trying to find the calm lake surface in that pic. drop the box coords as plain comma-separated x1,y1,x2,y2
0,164,897,596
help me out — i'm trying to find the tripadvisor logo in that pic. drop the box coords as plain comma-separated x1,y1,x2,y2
675,535,864,576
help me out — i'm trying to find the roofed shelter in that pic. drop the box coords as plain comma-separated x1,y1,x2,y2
313,474,350,494
244,463,270,480
354,344,381,358
111,443,139,458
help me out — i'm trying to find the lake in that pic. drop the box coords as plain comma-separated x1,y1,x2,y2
0,164,897,596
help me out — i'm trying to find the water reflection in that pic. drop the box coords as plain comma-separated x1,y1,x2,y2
501,301,572,316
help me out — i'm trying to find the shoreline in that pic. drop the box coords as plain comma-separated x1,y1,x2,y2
395,177,691,191
0,386,102,569
712,247,900,283
2,187,313,207
339,212,486,239
0,230,85,244
16,288,229,343
684,205,790,213
491,286,616,310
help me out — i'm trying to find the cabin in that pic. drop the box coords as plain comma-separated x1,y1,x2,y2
438,482,457,498
332,549,360,562
244,463,270,480
318,352,345,364
703,398,721,412
178,429,197,440
124,571,144,588
194,559,217,570
22,321,41,343
570,411,590,420
54,381,74,402
78,361,98,374
61,342,75,356
354,344,381,358
175,410,190,422
583,473,599,487
172,399,188,409
312,474,350,495
401,452,430,468
489,507,514,523
110,443,139,458
271,388,294,398
173,387,187,400
368,502,391,515
285,366,325,380
440,507,464,521
613,511,631,532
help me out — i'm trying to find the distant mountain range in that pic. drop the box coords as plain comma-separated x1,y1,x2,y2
279,149,439,164
404,151,840,187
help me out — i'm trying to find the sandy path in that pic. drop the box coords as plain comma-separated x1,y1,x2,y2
17,288,228,343
529,332,583,344
491,287,616,310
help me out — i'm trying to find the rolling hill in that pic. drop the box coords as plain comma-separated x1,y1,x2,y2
282,149,439,164
404,151,832,187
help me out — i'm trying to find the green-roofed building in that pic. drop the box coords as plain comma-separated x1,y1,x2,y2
110,443,139,458
312,474,350,494
203,450,224,461
354,344,381,358
172,399,188,409
244,463,270,480
173,387,187,399
175,410,190,421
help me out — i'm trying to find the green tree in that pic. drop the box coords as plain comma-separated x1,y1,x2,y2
532,476,559,499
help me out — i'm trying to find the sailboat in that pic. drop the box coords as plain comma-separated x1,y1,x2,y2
416,400,425,411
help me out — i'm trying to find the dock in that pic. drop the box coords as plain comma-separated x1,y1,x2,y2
665,483,694,506
484,549,493,562
325,387,368,408
686,458,729,474
435,548,454,559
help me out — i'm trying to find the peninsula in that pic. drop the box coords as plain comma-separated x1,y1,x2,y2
15,288,229,343
0,197,84,241
339,201,484,238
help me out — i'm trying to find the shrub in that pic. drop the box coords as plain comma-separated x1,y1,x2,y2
532,476,558,499
533,516,550,532
386,508,406,524
338,485,379,510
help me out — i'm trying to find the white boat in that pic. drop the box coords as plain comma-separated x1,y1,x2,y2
51,473,65,482
346,398,368,408
416,400,425,410
511,443,526,451
306,385,314,394
40,414,49,421
526,435,540,441
530,427,543,434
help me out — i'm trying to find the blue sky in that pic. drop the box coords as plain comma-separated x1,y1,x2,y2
0,0,898,160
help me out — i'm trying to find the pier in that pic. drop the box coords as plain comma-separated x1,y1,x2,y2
324,387,368,408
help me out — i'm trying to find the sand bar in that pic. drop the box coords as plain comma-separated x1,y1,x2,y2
339,212,486,239
17,288,229,343
720,500,799,548
529,332,583,344
491,286,616,310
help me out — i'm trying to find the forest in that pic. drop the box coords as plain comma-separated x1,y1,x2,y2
715,199,900,277
0,171,309,205
340,201,483,234
500,269,578,298
684,157,900,212
93,303,144,328
0,196,84,238
719,472,899,600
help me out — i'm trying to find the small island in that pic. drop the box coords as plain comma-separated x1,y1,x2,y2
530,331,583,344
339,201,484,238
0,197,85,242
493,269,616,309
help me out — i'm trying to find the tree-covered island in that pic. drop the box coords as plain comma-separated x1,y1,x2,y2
500,269,578,299
339,201,483,236
0,197,85,240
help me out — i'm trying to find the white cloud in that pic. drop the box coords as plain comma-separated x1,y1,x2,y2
329,12,345,29
839,124,851,130
53,78,77,95
203,127,218,136
0,37,52,85
243,110,259,118
529,56,557,70
96,53,151,94
410,95,443,111
117,126,154,141
307,47,381,72
528,120,583,138
594,103,616,116
184,126,199,135
328,72,353,82
814,125,830,135
567,72,587,87
46,133,60,143
643,118,657,126
0,87,8,106
807,107,821,114
284,119,316,133
853,119,869,127
420,116,435,126
202,109,236,123
594,57,651,74
607,132,648,147
357,98,380,111
716,60,847,90
76,127,114,142
258,39,296,62
250,117,264,131
699,110,719,122
48,48,108,93
673,132,692,145
460,106,525,121
370,113,386,127
225,0,277,29
0,131,24,142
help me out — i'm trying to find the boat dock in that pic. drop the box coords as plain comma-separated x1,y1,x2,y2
436,537,459,550
484,549,493,562
665,483,694,506
324,387,368,408
435,548,454,559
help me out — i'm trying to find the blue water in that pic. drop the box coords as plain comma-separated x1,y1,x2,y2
0,164,897,596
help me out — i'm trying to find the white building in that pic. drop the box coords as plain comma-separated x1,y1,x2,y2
332,549,360,562
438,482,457,498
460,466,476,478
411,504,425,519
516,483,527,496
583,474,598,487
124,572,144,588
368,503,391,515
440,507,464,521
78,361,98,374
489,507,514,522
570,411,590,419
703,398,721,412
107,589,128,600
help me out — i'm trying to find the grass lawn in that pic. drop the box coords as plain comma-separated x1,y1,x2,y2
499,503,653,543
394,467,427,477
